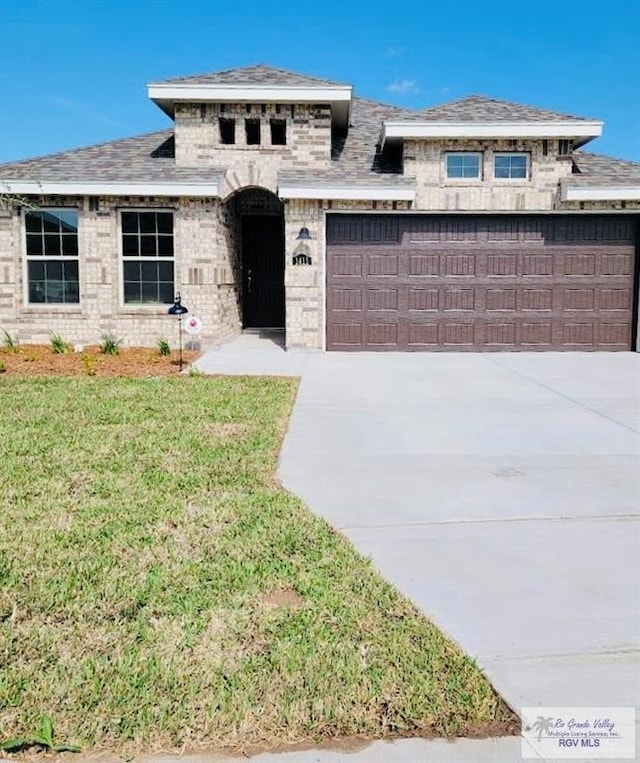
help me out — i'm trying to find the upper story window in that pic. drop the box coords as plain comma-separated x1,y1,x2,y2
25,209,79,304
494,153,529,179
121,211,174,304
446,152,482,179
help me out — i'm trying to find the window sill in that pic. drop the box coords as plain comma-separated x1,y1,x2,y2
217,145,288,152
119,306,171,316
22,305,83,314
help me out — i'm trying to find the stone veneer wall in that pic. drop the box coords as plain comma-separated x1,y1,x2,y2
404,138,572,210
0,195,241,348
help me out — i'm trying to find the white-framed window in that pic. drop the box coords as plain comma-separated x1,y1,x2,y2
121,210,175,304
25,209,79,304
446,152,482,179
494,153,529,179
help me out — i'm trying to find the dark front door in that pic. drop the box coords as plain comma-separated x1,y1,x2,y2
242,215,285,328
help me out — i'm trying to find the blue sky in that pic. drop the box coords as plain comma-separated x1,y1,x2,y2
1,0,638,163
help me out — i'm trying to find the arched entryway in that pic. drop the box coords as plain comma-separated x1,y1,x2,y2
225,188,285,329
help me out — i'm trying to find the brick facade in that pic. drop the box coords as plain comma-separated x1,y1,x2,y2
405,138,571,210
1,71,637,352
0,196,241,349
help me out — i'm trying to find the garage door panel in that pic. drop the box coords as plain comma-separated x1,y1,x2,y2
409,288,439,311
601,253,632,275
521,322,553,346
332,253,362,276
522,253,555,276
599,288,630,311
331,323,362,346
444,254,476,276
564,254,597,276
444,288,475,311
366,323,398,346
485,323,517,346
408,322,440,346
598,323,630,346
487,288,517,311
367,253,399,276
487,253,518,276
409,254,439,276
367,288,398,310
326,215,636,351
331,287,362,311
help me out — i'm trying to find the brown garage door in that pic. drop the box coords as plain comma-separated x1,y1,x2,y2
326,215,637,351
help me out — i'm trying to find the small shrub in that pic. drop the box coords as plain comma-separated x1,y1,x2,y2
157,337,171,357
50,334,70,354
188,367,204,377
1,329,19,352
81,354,98,377
99,334,122,356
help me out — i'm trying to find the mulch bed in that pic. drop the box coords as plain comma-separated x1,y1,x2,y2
0,345,200,377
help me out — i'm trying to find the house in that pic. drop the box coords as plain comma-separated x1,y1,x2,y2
1,64,639,352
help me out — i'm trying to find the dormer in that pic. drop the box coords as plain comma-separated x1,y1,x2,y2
147,65,353,170
379,95,603,182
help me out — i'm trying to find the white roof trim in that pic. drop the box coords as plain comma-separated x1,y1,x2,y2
278,185,415,201
148,83,353,103
382,120,603,142
562,184,640,201
0,180,219,197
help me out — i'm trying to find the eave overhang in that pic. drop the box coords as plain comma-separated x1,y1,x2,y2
562,184,640,202
0,180,220,197
147,83,353,128
381,120,603,148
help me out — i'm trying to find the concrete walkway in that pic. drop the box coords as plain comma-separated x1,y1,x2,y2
197,340,640,760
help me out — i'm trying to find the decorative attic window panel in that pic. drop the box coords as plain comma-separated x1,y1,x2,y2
219,117,236,144
245,119,261,145
25,210,79,304
270,119,287,145
446,153,481,179
121,211,174,304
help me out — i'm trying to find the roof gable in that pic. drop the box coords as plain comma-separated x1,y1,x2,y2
150,64,348,88
417,94,596,123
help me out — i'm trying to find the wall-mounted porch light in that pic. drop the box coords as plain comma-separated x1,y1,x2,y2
293,225,313,265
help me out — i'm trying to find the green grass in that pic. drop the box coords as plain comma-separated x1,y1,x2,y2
0,376,516,754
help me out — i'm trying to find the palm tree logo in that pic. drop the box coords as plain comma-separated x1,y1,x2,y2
531,716,555,741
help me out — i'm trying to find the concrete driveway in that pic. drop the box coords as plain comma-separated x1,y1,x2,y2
278,351,640,713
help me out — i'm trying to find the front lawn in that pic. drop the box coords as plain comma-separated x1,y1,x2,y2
0,376,516,754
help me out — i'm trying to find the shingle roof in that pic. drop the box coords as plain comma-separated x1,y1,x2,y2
280,96,420,189
403,95,598,123
151,64,348,88
0,68,633,195
0,131,224,185
564,151,640,188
